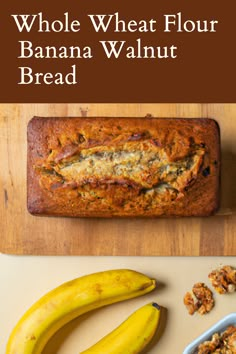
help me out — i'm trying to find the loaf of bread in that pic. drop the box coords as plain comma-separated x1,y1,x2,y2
27,117,220,217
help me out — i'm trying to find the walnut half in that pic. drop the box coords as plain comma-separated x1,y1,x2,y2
208,266,236,294
184,283,215,315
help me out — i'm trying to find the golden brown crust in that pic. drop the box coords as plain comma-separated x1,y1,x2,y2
27,117,220,217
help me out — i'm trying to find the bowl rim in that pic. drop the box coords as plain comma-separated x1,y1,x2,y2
183,312,236,354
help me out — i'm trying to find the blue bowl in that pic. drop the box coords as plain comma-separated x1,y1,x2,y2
183,313,236,354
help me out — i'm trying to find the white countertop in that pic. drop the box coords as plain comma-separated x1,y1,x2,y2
1,255,235,354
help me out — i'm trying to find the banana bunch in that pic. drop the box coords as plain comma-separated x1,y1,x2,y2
6,269,160,354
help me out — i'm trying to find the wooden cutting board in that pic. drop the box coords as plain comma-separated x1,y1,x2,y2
0,103,236,255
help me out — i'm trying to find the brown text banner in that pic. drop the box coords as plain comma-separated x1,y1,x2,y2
0,0,235,102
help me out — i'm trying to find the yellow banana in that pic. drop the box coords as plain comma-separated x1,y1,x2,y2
6,269,156,354
81,302,161,354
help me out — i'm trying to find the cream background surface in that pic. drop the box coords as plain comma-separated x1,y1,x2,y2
1,255,236,354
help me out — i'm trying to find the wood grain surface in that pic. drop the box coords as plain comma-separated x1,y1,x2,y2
0,104,235,255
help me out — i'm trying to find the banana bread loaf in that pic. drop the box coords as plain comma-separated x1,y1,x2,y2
27,117,220,217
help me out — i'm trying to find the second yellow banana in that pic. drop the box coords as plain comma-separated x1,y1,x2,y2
81,302,161,354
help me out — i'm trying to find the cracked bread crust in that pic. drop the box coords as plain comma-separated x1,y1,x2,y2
27,117,220,217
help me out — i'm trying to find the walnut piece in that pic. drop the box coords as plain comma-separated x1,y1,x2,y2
184,283,214,315
208,266,236,294
197,333,220,353
197,326,236,353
